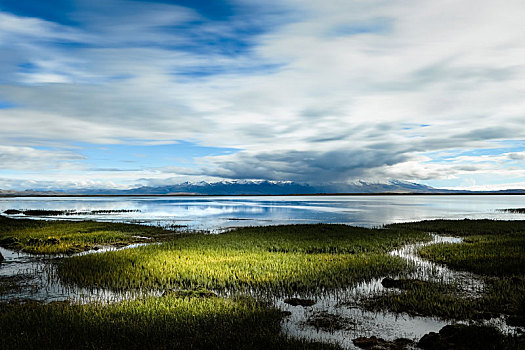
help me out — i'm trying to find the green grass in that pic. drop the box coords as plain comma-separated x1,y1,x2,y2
363,277,525,320
389,218,525,237
3,219,524,348
389,219,525,276
58,224,431,295
0,295,340,350
364,220,525,321
0,216,175,254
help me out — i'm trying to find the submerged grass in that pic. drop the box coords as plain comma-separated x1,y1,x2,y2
58,224,431,295
365,220,525,321
0,216,174,254
0,295,339,350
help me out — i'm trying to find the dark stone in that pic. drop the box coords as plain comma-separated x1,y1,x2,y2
0,251,4,262
438,324,464,338
284,298,316,307
418,324,507,350
353,336,414,349
381,278,403,288
353,336,382,349
417,332,440,349
393,338,415,347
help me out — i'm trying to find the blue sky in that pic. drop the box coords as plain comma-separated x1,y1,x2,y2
0,0,524,191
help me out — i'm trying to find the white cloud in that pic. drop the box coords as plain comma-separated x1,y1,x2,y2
0,145,85,170
0,1,524,189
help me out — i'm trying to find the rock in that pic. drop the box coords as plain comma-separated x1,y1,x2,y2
438,324,462,338
381,277,402,288
0,251,4,262
283,298,316,307
353,336,414,349
392,338,415,348
417,332,440,349
418,324,507,350
353,336,383,349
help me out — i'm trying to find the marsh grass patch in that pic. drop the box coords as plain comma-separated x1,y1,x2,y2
57,224,430,295
0,216,175,254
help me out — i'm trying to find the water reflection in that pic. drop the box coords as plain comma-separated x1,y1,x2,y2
0,195,524,230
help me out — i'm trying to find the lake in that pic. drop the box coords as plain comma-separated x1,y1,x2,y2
1,195,524,231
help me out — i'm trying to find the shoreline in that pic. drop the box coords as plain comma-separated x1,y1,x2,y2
2,192,525,198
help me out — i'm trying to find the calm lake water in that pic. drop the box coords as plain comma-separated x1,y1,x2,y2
1,195,524,230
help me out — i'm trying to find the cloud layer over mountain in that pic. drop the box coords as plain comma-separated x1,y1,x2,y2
0,0,524,190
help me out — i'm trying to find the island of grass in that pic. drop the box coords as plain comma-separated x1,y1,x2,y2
57,224,431,294
0,216,175,254
1,217,524,349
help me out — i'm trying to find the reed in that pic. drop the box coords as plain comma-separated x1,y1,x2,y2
0,295,340,350
364,220,525,321
0,216,174,254
58,224,430,296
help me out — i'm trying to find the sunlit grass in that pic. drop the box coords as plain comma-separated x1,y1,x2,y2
58,224,430,295
0,216,174,254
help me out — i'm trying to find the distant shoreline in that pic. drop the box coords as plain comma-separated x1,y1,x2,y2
1,192,525,198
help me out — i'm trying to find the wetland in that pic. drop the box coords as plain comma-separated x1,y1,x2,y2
1,197,525,349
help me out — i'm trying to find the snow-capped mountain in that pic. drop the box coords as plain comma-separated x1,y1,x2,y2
60,180,452,195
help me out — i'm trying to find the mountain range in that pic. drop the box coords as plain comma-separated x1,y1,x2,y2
3,179,524,196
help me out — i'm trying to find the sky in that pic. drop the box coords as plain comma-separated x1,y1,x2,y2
0,0,524,191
